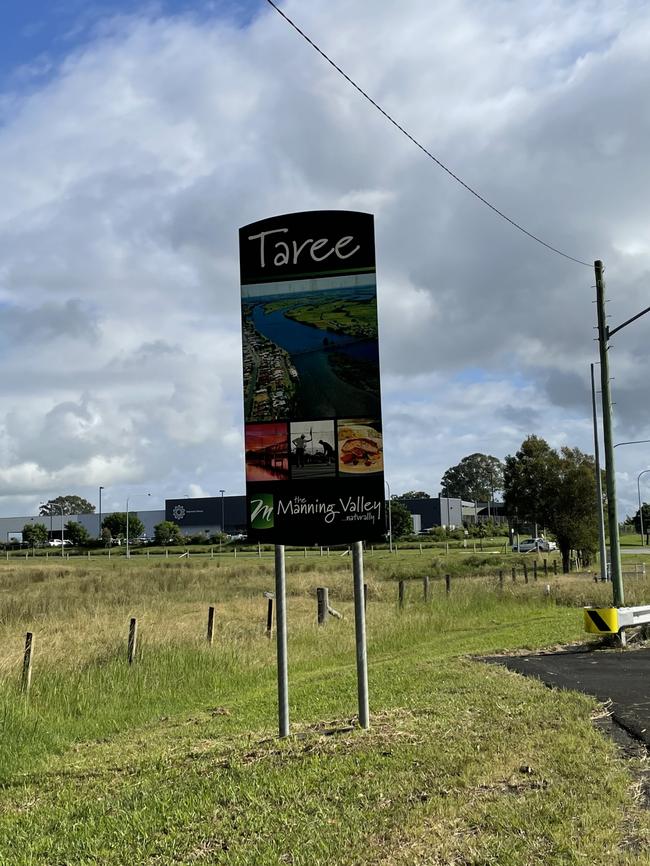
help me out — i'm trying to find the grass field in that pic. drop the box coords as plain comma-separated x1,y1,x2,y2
0,551,648,864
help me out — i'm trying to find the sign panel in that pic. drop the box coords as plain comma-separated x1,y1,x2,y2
240,210,385,544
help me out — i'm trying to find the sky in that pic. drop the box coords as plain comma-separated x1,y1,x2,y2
0,0,649,519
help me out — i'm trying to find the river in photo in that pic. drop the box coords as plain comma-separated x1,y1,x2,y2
250,297,380,418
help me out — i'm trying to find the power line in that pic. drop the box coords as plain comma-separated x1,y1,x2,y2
264,0,591,269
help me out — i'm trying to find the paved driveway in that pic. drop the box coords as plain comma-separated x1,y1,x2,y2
482,647,650,746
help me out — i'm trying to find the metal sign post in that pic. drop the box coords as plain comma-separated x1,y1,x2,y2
274,544,289,737
352,541,369,728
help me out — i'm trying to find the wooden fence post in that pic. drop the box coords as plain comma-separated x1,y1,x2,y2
423,575,430,602
266,596,274,637
498,570,504,589
317,587,329,624
553,560,557,575
21,632,34,695
207,606,216,645
363,582,368,612
128,617,138,665
543,558,548,576
398,580,405,609
523,563,528,584
533,561,538,581
445,574,451,594
511,567,516,583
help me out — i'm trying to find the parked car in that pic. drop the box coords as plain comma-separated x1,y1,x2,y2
512,537,557,553
48,539,72,547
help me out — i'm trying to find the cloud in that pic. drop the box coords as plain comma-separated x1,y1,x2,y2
0,0,649,517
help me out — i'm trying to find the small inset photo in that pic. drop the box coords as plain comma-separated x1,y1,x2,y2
290,420,336,480
245,422,289,482
337,419,383,475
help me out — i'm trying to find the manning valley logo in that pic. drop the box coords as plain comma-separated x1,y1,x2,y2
250,494,274,530
172,505,186,520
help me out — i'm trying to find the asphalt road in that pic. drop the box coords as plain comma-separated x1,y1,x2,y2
483,647,650,746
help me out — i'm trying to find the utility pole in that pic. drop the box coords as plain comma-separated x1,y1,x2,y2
594,261,624,607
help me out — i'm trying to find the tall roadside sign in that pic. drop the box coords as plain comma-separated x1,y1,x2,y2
239,210,384,545
239,210,384,733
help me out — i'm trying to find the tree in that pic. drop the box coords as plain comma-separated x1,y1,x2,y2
22,523,48,547
40,495,95,516
504,436,599,572
503,436,559,532
389,500,415,539
628,503,650,537
65,521,90,547
394,491,430,500
154,520,184,546
440,453,504,501
102,512,144,541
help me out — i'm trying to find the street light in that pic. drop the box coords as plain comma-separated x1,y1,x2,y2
590,363,608,582
126,493,151,559
98,486,104,540
220,489,225,536
40,502,65,556
637,470,650,546
614,439,650,448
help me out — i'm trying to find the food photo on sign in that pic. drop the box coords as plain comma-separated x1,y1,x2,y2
337,419,383,475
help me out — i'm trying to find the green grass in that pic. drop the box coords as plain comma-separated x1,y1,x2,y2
0,556,647,864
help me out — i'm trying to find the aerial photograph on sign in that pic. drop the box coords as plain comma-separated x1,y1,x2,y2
242,273,380,422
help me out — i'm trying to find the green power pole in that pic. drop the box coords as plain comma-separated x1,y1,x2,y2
594,260,624,607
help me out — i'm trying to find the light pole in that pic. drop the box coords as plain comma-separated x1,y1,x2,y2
126,493,151,559
590,363,608,581
384,479,392,553
220,489,226,536
637,470,650,546
41,503,65,555
614,439,650,449
98,486,104,541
